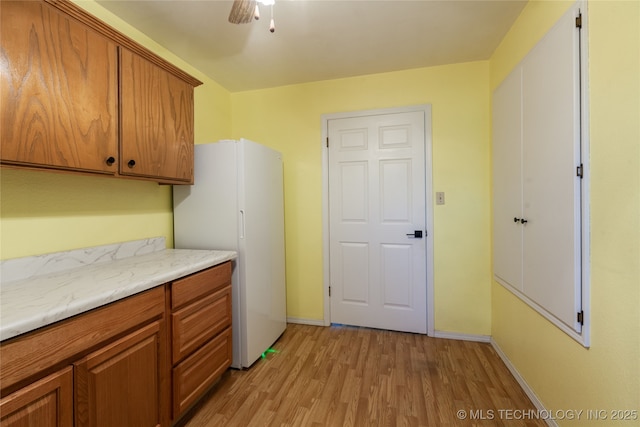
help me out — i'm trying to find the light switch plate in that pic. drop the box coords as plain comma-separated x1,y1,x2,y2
436,192,445,205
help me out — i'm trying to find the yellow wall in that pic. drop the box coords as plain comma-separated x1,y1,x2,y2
490,1,640,424
0,0,232,260
231,62,493,333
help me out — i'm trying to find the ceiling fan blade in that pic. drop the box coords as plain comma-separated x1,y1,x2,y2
228,0,257,24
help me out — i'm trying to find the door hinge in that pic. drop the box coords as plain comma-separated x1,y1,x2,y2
575,13,582,28
326,137,329,148
576,164,584,178
577,310,584,325
328,286,331,297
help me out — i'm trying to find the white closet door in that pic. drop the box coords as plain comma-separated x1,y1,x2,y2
493,68,524,291
521,7,582,331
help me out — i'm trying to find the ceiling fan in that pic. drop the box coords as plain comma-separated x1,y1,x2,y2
228,0,276,32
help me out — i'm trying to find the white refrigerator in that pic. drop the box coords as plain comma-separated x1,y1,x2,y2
173,139,287,369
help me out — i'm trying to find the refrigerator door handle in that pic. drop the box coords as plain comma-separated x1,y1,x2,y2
239,209,245,239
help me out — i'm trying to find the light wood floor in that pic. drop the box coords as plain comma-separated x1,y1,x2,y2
178,324,546,427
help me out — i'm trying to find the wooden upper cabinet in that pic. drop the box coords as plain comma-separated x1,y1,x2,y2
119,49,194,183
0,0,118,174
0,0,201,184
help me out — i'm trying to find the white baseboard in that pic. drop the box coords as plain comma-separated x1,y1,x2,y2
433,330,491,343
286,317,326,327
490,338,557,427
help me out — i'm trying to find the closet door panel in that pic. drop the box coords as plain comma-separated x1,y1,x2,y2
492,68,524,291
521,8,582,330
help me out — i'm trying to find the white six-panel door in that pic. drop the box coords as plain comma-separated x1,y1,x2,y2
328,110,428,333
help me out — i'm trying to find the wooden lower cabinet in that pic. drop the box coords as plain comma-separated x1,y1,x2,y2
74,321,164,427
170,262,233,421
0,264,233,427
0,367,73,427
0,287,168,427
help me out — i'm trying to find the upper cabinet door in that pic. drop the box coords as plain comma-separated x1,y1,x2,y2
0,1,118,174
119,48,194,183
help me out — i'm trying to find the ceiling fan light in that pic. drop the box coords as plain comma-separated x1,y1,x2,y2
269,3,275,33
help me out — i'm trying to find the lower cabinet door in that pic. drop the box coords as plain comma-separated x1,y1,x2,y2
0,366,73,427
172,327,232,418
74,321,163,427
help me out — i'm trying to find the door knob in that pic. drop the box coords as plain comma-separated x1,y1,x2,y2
406,230,423,238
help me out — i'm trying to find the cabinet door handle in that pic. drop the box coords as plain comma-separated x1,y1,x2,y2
127,159,136,168
520,218,528,224
105,156,116,166
514,217,521,223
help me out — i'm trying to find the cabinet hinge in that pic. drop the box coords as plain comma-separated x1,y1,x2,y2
576,164,584,178
328,286,331,297
577,310,584,325
575,13,582,28
326,137,329,148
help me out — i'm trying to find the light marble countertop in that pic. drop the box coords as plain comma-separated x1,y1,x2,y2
0,239,236,341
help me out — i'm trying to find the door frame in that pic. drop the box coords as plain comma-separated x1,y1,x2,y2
321,104,435,336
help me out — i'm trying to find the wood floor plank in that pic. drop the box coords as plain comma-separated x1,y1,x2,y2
177,324,546,427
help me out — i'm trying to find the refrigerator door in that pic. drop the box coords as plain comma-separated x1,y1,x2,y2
174,139,287,369
173,141,239,252
173,141,245,368
237,139,287,367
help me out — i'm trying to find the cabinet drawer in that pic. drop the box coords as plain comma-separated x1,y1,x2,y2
171,285,231,364
172,327,231,418
171,262,231,310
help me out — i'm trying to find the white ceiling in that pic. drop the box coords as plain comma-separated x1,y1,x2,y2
96,0,527,92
